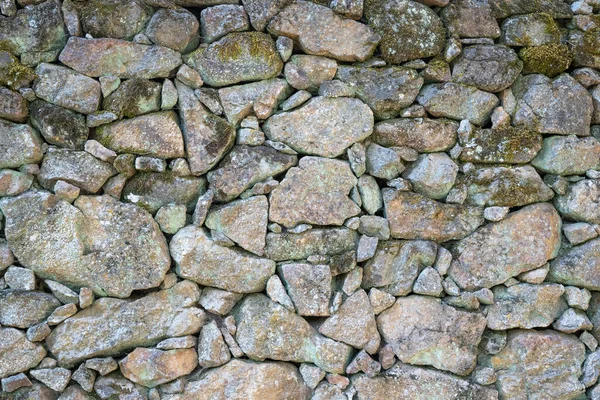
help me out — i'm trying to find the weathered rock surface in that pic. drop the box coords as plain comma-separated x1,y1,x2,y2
532,135,600,175
279,263,331,317
452,45,522,92
102,78,161,118
30,101,88,150
268,1,379,62
74,0,152,40
383,189,483,242
0,290,60,329
0,119,44,169
0,191,171,298
269,157,360,228
46,281,205,367
372,118,458,152
170,225,275,293
549,238,600,290
146,8,199,52
233,294,353,374
0,327,46,379
555,179,600,223
265,228,357,262
119,347,198,388
448,203,562,290
377,295,486,376
263,97,373,158
458,126,542,164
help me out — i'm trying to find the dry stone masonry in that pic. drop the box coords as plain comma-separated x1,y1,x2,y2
3,0,600,398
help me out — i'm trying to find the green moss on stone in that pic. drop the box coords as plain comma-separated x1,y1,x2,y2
0,51,36,90
519,44,572,77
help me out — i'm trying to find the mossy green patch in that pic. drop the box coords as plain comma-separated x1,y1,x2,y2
0,51,36,90
519,44,572,77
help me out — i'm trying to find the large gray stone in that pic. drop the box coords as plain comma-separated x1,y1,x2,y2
372,118,458,152
0,327,46,379
555,179,600,223
549,238,600,290
532,135,600,175
0,290,61,329
74,0,152,40
46,281,205,367
265,228,357,262
0,192,171,298
0,119,44,169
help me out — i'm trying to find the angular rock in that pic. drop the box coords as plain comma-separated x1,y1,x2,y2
352,363,498,399
0,290,60,329
549,238,600,290
46,281,204,367
102,78,161,119
197,321,230,368
269,157,360,228
179,359,311,399
205,195,268,255
0,88,27,123
38,148,116,193
462,165,554,207
0,0,66,57
278,263,331,317
0,51,35,91
176,81,235,175
501,13,561,46
488,330,585,399
532,135,600,175
93,372,148,399
441,0,500,39
170,225,275,293
402,153,458,200
336,65,423,119
207,145,297,202
364,0,445,64
29,367,71,392
146,8,199,52
218,79,292,126
234,294,353,374
372,118,458,152
30,100,88,150
123,172,205,214
452,45,522,92
448,203,562,290
459,125,542,164
189,32,282,87
119,347,197,388
417,82,499,126
555,179,600,223
263,97,373,158
319,289,380,354
488,0,572,18
486,283,567,330
74,0,152,40
0,120,42,170
59,37,182,79
383,189,483,242
267,1,379,62
265,228,357,262
377,295,486,376
285,55,337,93
512,74,593,136
94,111,184,159
33,63,101,115
0,328,46,379
200,5,248,43
553,308,593,333
0,192,171,298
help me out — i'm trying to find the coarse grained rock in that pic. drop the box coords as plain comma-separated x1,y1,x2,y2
233,293,354,374
59,37,182,79
372,118,458,152
0,191,171,298
336,66,423,120
269,157,360,228
119,347,198,388
549,238,600,291
179,359,311,400
242,0,295,32
267,1,379,62
364,0,446,64
123,172,205,214
29,100,88,150
512,74,593,136
207,145,297,202
458,125,542,164
532,135,600,175
170,225,276,293
38,148,116,193
278,263,331,317
487,0,572,18
263,97,373,158
440,0,500,39
485,283,567,330
448,203,562,291
147,8,199,52
402,152,458,200
102,78,161,119
0,327,46,379
176,81,236,175
46,281,205,368
377,295,486,376
0,87,27,123
188,32,282,87
265,228,357,262
500,13,561,47
555,179,600,223
352,362,498,400
486,330,585,400
73,0,152,40
383,189,483,242
0,119,44,169
0,290,61,329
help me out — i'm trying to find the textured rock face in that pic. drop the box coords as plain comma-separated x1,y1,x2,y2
555,179,600,223
46,281,205,367
0,120,45,169
373,118,458,152
549,238,600,290
0,328,46,379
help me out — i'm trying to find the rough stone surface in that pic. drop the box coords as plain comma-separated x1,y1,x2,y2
373,118,458,152
119,347,198,388
0,328,46,379
555,179,600,223
549,238,600,290
0,290,61,328
30,101,88,150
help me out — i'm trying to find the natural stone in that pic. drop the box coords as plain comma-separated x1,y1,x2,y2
170,225,275,293
501,13,561,46
278,263,331,317
532,135,600,175
0,290,61,328
74,0,152,40
284,55,337,93
0,327,46,379
0,88,27,123
553,308,593,333
548,238,600,290
0,51,35,90
200,5,248,44
402,153,457,200
373,118,458,152
265,228,357,262
377,295,486,376
458,125,542,164
269,157,360,228
30,101,88,150
440,0,500,39
102,78,161,119
0,169,32,197
146,8,199,52
555,179,600,223
119,347,198,388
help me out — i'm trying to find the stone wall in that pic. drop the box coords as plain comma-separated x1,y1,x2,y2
1,0,600,399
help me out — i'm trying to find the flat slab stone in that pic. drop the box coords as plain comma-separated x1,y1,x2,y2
264,228,357,262
0,192,171,298
119,347,198,388
233,293,354,374
74,0,152,40
269,157,360,228
532,135,600,175
170,225,276,293
0,119,44,169
383,189,483,242
0,290,61,329
0,328,46,379
59,37,182,79
372,118,458,152
458,126,542,164
46,281,205,368
263,97,373,158
180,359,311,400
448,203,562,291
352,363,498,400
30,100,89,150
267,1,379,62
377,295,486,376
549,238,600,290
